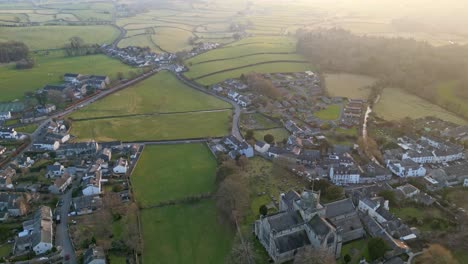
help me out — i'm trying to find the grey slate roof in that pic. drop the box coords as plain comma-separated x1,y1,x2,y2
274,230,310,254
307,214,330,236
267,211,303,232
325,198,356,219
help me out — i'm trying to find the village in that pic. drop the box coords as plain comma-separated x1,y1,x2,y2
0,60,468,263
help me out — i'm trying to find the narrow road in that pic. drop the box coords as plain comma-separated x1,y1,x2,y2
174,72,243,140
55,189,76,264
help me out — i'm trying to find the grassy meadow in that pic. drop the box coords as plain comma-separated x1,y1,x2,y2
132,144,233,263
324,73,377,99
71,71,230,119
140,201,233,264
70,110,231,142
0,51,133,102
0,25,119,50
195,62,312,86
315,104,342,120
374,88,467,125
132,144,217,206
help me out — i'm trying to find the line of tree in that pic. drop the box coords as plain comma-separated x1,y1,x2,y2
64,36,101,57
0,41,30,63
296,28,468,116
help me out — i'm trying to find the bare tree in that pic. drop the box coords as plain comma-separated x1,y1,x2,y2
416,244,457,264
215,175,249,223
226,240,255,264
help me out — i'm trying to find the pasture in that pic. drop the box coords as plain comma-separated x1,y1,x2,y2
435,80,468,120
140,201,233,264
324,73,377,100
0,25,119,50
132,144,217,207
253,128,290,143
374,88,467,125
185,53,305,80
152,27,194,52
70,110,231,142
71,71,230,119
195,62,312,86
0,52,133,102
314,104,342,120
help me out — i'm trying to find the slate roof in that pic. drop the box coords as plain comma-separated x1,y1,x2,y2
325,198,356,219
267,211,303,232
307,214,330,236
281,191,300,211
274,230,310,254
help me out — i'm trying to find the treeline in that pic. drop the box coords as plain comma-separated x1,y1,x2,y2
64,36,101,57
0,41,30,63
296,28,468,104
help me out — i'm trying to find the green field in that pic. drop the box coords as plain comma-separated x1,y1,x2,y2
0,25,119,50
325,73,377,99
140,201,233,264
0,244,11,258
70,71,232,141
118,34,162,52
185,53,306,79
253,128,290,143
70,110,231,142
435,80,468,119
374,88,467,125
186,36,297,65
71,71,230,119
195,62,313,86
133,144,233,263
0,51,133,102
132,144,217,207
314,104,342,120
152,27,194,52
339,239,370,264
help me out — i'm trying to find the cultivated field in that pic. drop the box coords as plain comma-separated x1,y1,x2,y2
374,88,467,125
0,51,133,102
71,71,230,118
131,144,217,207
324,73,377,99
0,52,133,101
140,201,233,264
0,25,119,50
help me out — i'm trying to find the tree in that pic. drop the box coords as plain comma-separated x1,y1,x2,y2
324,185,343,201
226,240,254,264
293,246,336,264
47,90,65,106
416,244,457,264
116,72,124,80
368,237,387,261
259,205,268,216
245,130,254,140
344,254,351,264
215,175,250,224
264,134,275,144
378,190,397,207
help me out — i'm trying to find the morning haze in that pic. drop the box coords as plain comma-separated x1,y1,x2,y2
0,0,466,263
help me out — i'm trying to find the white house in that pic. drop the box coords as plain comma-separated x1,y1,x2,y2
46,164,65,178
36,104,56,114
64,73,82,83
464,178,468,187
387,159,426,177
82,172,102,196
227,91,239,101
15,206,53,255
113,158,128,174
0,127,17,139
358,197,389,224
0,111,12,120
254,141,270,154
330,165,360,185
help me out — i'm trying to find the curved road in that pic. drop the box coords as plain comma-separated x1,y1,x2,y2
174,72,243,140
